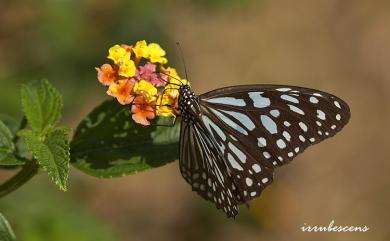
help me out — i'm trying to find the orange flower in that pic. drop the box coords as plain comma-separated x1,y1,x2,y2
96,64,117,86
131,96,156,126
107,79,135,105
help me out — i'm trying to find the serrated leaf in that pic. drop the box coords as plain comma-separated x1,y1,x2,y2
0,213,16,241
19,127,71,191
21,79,62,133
70,99,180,178
0,121,15,162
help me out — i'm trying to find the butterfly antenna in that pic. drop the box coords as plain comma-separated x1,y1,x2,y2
176,42,189,82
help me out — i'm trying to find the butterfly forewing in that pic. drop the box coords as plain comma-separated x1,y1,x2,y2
179,84,350,217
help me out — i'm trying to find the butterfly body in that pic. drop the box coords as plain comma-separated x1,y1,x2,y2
178,85,201,125
177,84,350,217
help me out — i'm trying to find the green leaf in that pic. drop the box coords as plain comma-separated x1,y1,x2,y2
0,213,16,241
0,121,15,162
0,155,24,166
19,127,71,191
0,114,19,135
21,79,62,134
70,100,180,178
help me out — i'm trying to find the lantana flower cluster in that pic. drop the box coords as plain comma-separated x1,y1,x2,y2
96,40,189,126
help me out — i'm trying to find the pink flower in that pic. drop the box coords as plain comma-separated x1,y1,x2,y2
136,62,165,87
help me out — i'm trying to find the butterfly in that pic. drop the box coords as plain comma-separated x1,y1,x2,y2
176,84,350,217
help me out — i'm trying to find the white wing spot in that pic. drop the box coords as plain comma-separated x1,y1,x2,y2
310,96,319,104
276,88,291,92
331,125,337,130
276,139,287,149
230,134,238,141
317,110,326,120
228,142,246,163
246,177,253,186
270,109,280,117
334,101,341,109
288,152,294,157
288,104,305,115
295,147,300,153
336,114,341,121
283,131,291,141
260,115,278,134
273,161,278,166
252,164,261,173
284,121,291,127
250,191,257,197
205,97,246,106
263,151,271,159
249,92,271,108
257,137,267,147
316,121,322,127
220,110,255,131
309,137,315,142
261,177,269,183
227,153,243,171
278,156,283,161
211,109,248,135
299,122,308,132
202,116,226,153
313,93,323,97
281,94,299,103
299,135,306,142
318,130,323,135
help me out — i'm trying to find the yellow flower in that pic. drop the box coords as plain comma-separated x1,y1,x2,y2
133,80,158,102
162,66,190,90
107,44,131,64
156,94,175,117
165,67,180,79
148,43,168,64
118,59,136,78
165,88,179,99
133,40,150,59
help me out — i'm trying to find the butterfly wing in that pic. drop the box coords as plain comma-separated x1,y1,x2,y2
179,121,239,217
179,84,350,216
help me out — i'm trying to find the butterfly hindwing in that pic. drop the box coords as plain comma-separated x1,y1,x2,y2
179,121,239,217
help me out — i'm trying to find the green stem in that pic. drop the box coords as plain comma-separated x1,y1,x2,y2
0,161,39,198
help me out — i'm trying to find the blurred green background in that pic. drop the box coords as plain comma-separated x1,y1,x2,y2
1,0,389,240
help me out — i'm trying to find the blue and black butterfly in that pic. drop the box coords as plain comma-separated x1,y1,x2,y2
176,83,350,217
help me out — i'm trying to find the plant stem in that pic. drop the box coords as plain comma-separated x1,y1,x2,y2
0,161,39,198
